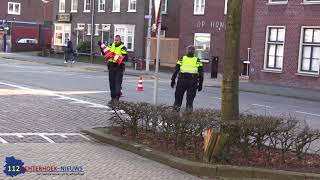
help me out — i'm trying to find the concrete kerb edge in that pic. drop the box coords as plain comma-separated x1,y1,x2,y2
81,128,320,180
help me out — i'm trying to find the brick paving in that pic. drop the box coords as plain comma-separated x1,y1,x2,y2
0,143,202,180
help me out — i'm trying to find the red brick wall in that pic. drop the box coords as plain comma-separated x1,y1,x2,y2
0,0,53,24
251,0,320,90
178,0,254,73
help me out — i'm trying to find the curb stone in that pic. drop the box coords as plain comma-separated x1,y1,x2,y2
82,128,320,180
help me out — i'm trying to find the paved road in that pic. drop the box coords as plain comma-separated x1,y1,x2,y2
1,57,319,127
0,56,319,179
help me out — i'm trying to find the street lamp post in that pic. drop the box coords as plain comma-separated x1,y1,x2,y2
145,0,152,72
90,0,95,63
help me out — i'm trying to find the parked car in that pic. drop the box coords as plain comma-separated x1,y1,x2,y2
16,38,38,44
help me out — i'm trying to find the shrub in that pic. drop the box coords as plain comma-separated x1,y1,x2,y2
77,41,91,53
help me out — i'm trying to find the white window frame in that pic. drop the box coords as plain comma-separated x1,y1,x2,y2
114,24,135,51
161,0,168,14
54,23,71,46
76,23,85,30
263,26,286,72
59,0,65,13
8,2,21,15
87,24,92,35
224,0,228,15
98,0,106,12
95,24,100,36
84,0,91,12
297,26,320,76
194,0,205,15
268,0,288,5
71,0,78,12
128,0,137,12
302,0,320,4
101,24,111,31
112,0,121,12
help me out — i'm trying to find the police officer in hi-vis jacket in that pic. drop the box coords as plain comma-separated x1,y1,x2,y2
98,35,128,104
171,45,204,111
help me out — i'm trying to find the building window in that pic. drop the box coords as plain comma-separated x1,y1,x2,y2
303,0,320,4
54,23,71,46
114,24,135,51
87,24,92,35
194,33,211,60
71,0,78,12
128,0,137,12
156,30,166,38
102,24,111,31
84,0,91,12
268,0,288,4
298,27,320,75
194,0,205,15
161,0,168,14
264,27,285,71
113,0,120,12
59,0,65,13
95,24,100,36
77,23,85,30
8,2,21,15
98,0,106,12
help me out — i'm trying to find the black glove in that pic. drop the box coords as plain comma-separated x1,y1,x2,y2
98,41,102,46
198,83,202,92
171,80,175,88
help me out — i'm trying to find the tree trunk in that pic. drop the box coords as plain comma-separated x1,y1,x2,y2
221,0,243,122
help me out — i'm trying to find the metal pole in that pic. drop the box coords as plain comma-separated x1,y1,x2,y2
153,15,162,105
145,0,152,72
90,0,95,63
247,47,251,76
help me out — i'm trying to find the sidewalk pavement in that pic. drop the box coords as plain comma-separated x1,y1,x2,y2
1,52,320,102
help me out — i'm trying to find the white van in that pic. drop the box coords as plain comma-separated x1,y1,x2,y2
16,38,38,44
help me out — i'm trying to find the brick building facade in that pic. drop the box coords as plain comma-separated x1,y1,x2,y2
0,0,53,52
177,0,254,73
52,0,179,59
250,0,320,90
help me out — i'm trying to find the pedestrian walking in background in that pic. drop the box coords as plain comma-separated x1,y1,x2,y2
98,35,128,104
171,45,204,111
64,39,75,64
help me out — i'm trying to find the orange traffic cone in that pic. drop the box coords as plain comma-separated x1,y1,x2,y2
137,76,144,91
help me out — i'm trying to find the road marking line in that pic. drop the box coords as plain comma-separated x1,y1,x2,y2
16,135,24,138
0,133,85,136
60,135,68,138
0,137,8,143
251,104,273,108
78,134,91,141
0,133,91,143
0,81,110,109
296,111,320,118
39,134,55,143
209,97,221,100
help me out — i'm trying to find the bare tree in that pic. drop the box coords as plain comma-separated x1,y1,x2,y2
221,0,243,122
